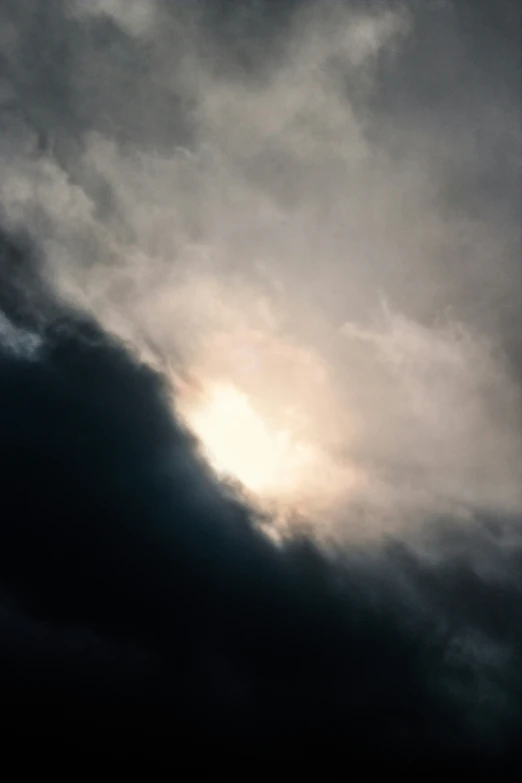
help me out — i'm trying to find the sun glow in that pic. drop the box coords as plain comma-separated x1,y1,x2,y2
186,382,315,496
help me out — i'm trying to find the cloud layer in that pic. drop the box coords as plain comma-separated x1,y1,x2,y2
0,0,520,764
0,0,520,533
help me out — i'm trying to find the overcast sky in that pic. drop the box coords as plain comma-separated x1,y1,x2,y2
0,0,520,766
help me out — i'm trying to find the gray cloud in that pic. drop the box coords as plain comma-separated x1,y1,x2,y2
0,2,520,763
1,0,519,536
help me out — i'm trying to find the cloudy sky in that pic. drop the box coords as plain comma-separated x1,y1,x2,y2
0,0,520,765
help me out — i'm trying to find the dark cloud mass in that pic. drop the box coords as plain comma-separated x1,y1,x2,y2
0,0,521,768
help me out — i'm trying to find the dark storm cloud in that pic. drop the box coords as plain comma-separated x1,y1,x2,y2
1,227,521,764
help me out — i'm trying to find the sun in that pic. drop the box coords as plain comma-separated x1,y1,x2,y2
175,371,364,521
184,382,315,496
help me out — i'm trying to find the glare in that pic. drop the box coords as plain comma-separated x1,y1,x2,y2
185,382,315,495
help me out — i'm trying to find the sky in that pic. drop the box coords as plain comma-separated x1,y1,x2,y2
0,0,520,765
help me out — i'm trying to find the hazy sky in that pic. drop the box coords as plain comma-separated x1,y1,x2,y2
1,0,520,534
0,0,520,764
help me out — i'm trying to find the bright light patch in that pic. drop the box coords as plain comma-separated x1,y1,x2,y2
185,382,315,495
